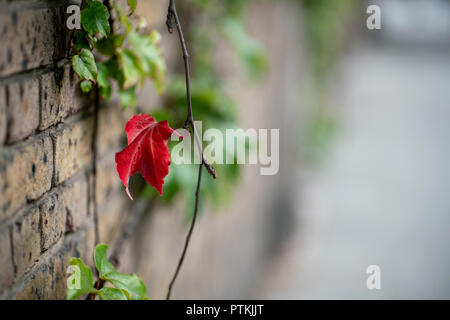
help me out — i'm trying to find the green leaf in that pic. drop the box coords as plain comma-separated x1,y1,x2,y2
114,2,132,33
128,31,165,92
104,59,125,88
118,86,137,111
96,62,112,99
80,79,93,93
96,34,124,56
86,32,98,46
95,38,115,56
118,49,141,88
81,1,110,36
72,49,98,82
94,244,115,278
128,0,137,13
98,287,128,300
66,258,97,300
74,31,91,51
102,272,147,300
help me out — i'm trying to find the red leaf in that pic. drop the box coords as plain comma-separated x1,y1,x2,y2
115,114,180,200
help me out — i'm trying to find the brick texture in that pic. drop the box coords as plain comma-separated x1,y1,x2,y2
5,77,40,143
0,135,53,220
0,0,155,300
97,102,128,157
0,229,14,291
11,208,41,278
61,176,89,233
52,118,94,185
39,192,65,252
96,156,123,207
98,197,128,245
0,8,66,77
13,263,53,300
0,86,6,145
0,0,123,296
40,65,89,130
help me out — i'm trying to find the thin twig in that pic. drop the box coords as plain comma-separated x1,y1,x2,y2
166,163,203,300
166,0,216,179
88,279,104,300
165,0,215,300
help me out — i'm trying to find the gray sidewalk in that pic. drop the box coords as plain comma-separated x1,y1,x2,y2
252,39,450,299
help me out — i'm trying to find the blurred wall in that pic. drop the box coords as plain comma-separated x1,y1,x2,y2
0,0,135,299
122,0,304,299
0,0,303,299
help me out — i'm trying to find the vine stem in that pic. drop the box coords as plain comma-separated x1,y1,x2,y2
165,0,215,300
166,0,216,179
166,163,203,300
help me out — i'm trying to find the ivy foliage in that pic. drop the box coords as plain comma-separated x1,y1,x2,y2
141,0,267,219
71,0,267,218
71,0,165,111
67,244,148,300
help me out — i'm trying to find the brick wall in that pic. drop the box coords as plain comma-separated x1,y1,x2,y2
0,0,302,300
0,0,134,299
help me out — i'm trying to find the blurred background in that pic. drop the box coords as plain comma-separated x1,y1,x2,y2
123,0,450,299
2,0,450,301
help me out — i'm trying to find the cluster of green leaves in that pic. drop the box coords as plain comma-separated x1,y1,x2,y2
72,0,165,111
67,244,148,300
71,0,267,219
140,0,267,219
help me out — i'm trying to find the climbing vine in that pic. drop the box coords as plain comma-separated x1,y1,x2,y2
67,244,147,300
144,0,267,218
66,0,266,300
70,0,165,111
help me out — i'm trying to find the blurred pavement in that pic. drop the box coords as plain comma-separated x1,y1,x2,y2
252,33,450,299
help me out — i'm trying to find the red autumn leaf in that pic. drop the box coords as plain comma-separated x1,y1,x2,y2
115,113,181,200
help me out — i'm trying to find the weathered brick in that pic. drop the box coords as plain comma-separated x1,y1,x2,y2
97,103,127,157
96,156,123,207
52,224,96,300
98,197,127,244
61,176,88,233
88,172,95,218
0,86,6,145
52,248,71,300
40,65,89,130
39,192,65,252
14,263,52,300
0,8,66,77
6,78,39,143
0,229,14,291
0,135,53,220
80,225,96,269
11,208,41,278
52,118,94,184
64,224,96,269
